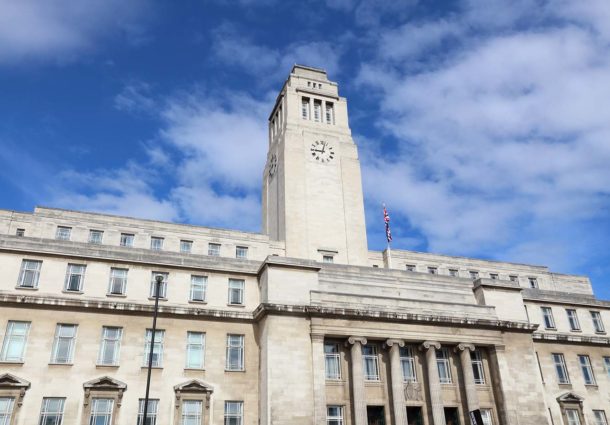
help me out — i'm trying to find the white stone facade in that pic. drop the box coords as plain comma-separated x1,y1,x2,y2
0,65,608,425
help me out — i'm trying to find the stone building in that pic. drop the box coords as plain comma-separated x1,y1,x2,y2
0,65,609,425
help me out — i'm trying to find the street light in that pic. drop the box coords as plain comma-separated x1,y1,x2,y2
142,274,163,424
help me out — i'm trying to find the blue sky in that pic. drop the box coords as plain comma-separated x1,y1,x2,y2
1,0,609,298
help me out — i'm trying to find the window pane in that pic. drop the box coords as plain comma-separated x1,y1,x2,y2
1,321,30,362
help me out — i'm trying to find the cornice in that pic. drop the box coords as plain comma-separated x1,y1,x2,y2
532,332,610,346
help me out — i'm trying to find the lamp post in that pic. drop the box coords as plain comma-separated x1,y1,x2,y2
142,274,163,424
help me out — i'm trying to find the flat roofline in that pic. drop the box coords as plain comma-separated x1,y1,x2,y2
291,64,327,75
23,206,269,239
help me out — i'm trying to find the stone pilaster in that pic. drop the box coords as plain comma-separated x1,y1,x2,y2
312,334,327,425
346,336,368,425
455,343,480,413
386,339,408,425
421,341,445,425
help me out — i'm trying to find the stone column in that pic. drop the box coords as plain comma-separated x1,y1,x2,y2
346,336,368,425
311,334,327,425
386,339,408,425
421,341,445,425
455,343,480,413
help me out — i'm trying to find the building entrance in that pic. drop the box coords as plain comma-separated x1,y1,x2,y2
407,406,424,425
444,407,461,425
367,406,386,425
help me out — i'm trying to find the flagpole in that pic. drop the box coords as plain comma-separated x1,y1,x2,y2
383,203,393,269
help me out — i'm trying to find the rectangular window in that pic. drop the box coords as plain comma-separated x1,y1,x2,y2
449,269,458,277
566,309,581,331
594,411,608,425
98,327,122,366
565,409,581,425
0,321,30,362
150,272,168,298
51,324,77,364
578,355,596,385
190,276,207,302
16,228,25,237
226,334,244,371
325,102,334,124
137,399,159,425
186,331,205,369
64,263,86,292
541,307,556,329
17,259,42,288
120,233,134,247
0,398,14,425
313,100,322,122
327,406,343,425
180,240,193,253
88,230,103,244
323,255,334,264
55,226,71,240
591,311,605,333
490,273,499,280
150,237,164,251
208,243,221,256
480,409,493,425
399,346,417,382
437,348,452,383
224,401,243,425
182,400,203,425
89,398,113,425
528,277,538,288
108,268,128,295
552,353,570,384
406,264,416,272
509,275,518,282
39,398,65,425
428,267,437,275
362,345,380,381
236,246,248,259
143,329,165,367
228,279,244,305
469,271,479,280
324,343,341,380
470,350,485,384
301,97,310,120
604,356,610,379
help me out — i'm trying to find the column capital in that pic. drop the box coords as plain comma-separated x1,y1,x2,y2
385,339,405,348
346,336,367,346
311,333,325,343
454,343,476,353
420,340,441,351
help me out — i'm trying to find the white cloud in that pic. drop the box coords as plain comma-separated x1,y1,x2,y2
0,0,150,64
114,81,156,113
357,1,610,271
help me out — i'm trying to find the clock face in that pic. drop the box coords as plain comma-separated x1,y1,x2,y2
268,153,278,178
310,140,335,163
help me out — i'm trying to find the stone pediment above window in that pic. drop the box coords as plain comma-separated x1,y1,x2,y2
556,392,584,404
174,379,214,409
83,376,127,407
0,373,30,406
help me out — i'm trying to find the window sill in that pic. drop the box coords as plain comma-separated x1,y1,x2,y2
62,290,83,295
141,366,163,370
569,329,582,333
188,300,207,305
594,331,607,335
364,380,382,385
544,328,557,331
227,304,245,308
49,363,73,366
325,379,346,385
96,364,120,368
0,361,24,365
107,293,127,298
558,383,572,387
584,384,598,388
148,297,168,302
185,367,206,371
15,286,38,291
225,369,246,373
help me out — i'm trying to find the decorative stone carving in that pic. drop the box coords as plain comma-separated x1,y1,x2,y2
385,339,405,348
420,340,441,351
83,376,127,407
0,373,30,406
454,343,475,353
173,379,214,409
404,382,423,401
346,336,367,346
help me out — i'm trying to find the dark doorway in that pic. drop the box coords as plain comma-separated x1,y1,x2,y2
407,406,424,425
444,407,460,425
367,406,385,425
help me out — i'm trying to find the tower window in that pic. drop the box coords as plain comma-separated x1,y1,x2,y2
301,97,310,120
325,102,334,124
323,255,334,264
314,100,322,122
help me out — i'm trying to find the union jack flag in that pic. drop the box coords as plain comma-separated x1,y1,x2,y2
383,205,392,243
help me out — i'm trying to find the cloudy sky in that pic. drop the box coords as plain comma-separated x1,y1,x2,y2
1,0,609,297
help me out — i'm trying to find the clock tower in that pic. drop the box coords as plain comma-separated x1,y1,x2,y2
262,65,369,265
